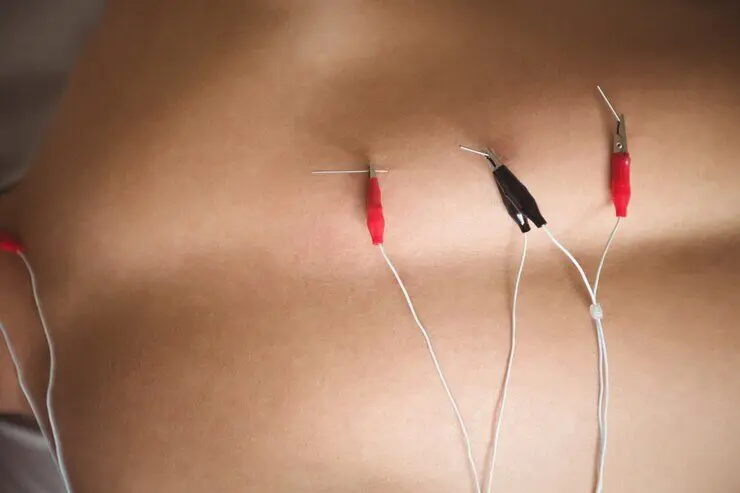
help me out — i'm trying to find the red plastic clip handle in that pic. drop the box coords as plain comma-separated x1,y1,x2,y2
611,152,631,217
0,233,23,254
366,177,385,245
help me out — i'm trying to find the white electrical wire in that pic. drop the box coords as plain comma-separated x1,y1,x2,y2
591,218,620,492
542,228,596,304
594,219,621,298
485,233,528,493
543,225,607,456
593,318,609,493
378,243,482,493
542,224,620,493
17,252,74,493
0,319,57,455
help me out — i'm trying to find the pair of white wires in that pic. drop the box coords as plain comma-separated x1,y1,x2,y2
379,218,619,493
378,234,528,493
0,252,73,492
544,219,621,493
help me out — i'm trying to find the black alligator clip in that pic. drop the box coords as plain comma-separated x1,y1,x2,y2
460,146,547,234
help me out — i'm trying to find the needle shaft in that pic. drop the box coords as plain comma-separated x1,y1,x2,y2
597,85,621,122
311,169,388,175
459,145,491,158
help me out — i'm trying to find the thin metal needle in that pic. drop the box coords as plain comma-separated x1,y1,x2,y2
460,145,500,171
311,169,389,175
597,85,621,122
459,145,491,157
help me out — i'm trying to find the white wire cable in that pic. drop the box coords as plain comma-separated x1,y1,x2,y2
542,228,596,304
485,234,528,493
0,319,57,455
378,243,482,493
591,218,620,492
17,252,74,493
595,325,606,448
594,219,621,297
542,225,616,493
593,319,609,493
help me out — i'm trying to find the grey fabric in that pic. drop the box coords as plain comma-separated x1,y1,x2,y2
0,416,63,493
0,0,105,191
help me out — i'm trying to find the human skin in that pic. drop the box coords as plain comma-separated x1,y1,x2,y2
0,0,739,491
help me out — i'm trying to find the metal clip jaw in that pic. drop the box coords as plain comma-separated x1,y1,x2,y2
614,115,628,153
483,148,506,171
